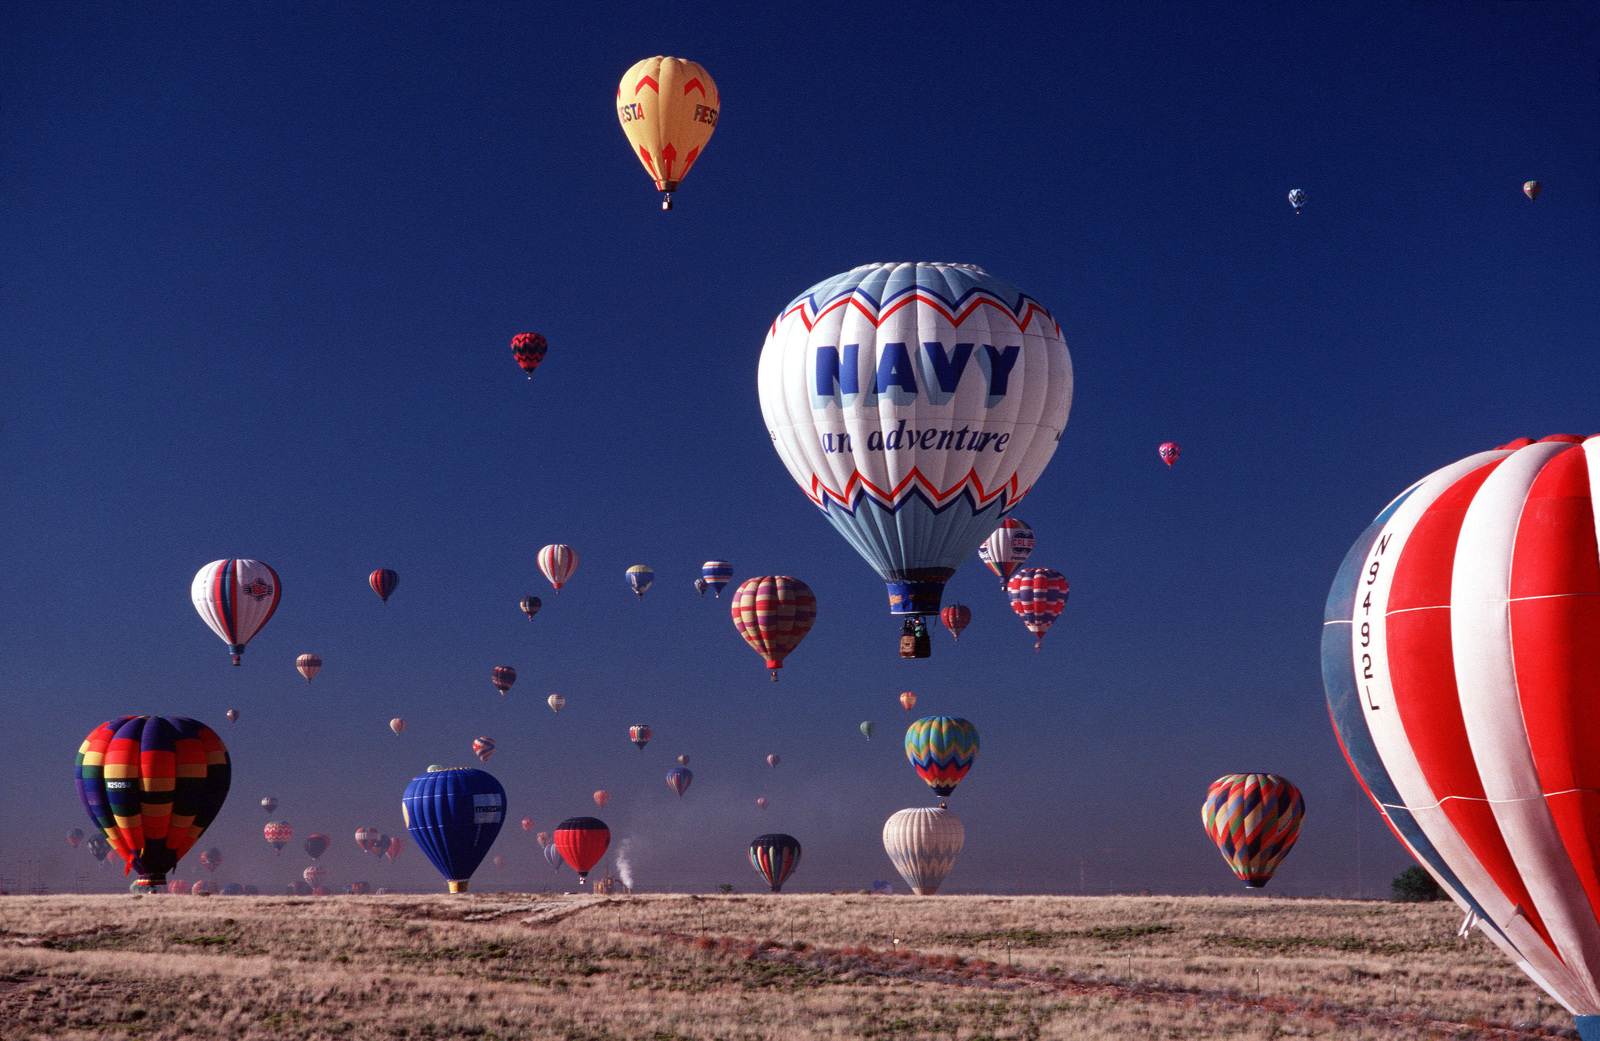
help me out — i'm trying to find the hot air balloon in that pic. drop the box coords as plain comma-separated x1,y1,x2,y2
730,576,817,679
472,737,495,762
860,721,876,741
167,879,189,894
616,56,718,210
402,767,506,893
192,879,216,896
899,692,917,712
86,835,110,862
192,560,281,665
385,835,404,862
1288,188,1305,212
367,569,398,605
1523,181,1541,201
538,544,578,591
492,667,516,697
749,834,801,893
492,854,508,870
760,263,1071,628
1321,433,1600,1034
355,827,380,854
225,709,239,723
260,796,278,814
264,821,292,853
544,841,564,871
629,725,652,751
1159,442,1180,467
694,577,708,596
512,332,548,376
1201,774,1304,888
666,767,692,798
547,694,566,714
1006,568,1069,649
520,596,541,620
67,828,84,847
939,605,970,642
536,831,550,847
199,847,222,873
304,834,329,860
371,833,391,858
625,565,654,599
978,519,1036,586
296,654,322,683
677,754,689,766
554,817,609,884
304,865,326,886
347,881,371,895
593,790,611,809
390,718,405,736
701,561,733,597
766,754,780,769
883,805,965,895
905,716,978,797
76,716,231,889
756,797,768,810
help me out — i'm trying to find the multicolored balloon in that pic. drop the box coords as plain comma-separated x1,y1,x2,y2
730,576,817,680
766,754,779,768
860,720,876,741
1288,188,1305,213
677,754,690,766
473,737,495,762
759,264,1072,619
899,691,917,712
538,544,578,591
192,559,281,665
904,716,978,797
547,693,566,714
200,847,222,873
630,725,652,751
1321,433,1600,1026
749,833,801,893
625,565,654,598
701,561,733,597
67,828,84,847
883,805,964,895
978,519,1036,586
512,332,548,376
756,797,768,810
694,577,708,596
1159,442,1180,467
666,767,692,798
390,718,405,736
520,596,541,620
1006,567,1069,649
1201,774,1304,888
76,716,231,888
616,56,719,210
492,667,516,696
192,879,216,896
303,834,329,860
939,605,970,641
296,654,322,684
260,796,277,813
536,831,550,847
356,827,380,853
347,881,372,895
225,709,239,723
264,821,292,853
369,568,398,604
593,790,611,809
1523,180,1541,201
402,767,505,893
554,816,609,883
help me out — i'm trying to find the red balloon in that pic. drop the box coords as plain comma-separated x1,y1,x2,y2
511,333,548,377
939,604,970,641
553,817,610,884
369,569,398,603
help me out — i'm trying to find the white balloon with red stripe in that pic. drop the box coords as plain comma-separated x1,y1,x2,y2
538,544,578,591
191,559,281,665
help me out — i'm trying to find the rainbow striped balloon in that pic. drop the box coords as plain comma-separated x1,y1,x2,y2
1200,773,1304,888
904,716,978,797
730,576,817,680
749,833,802,892
701,561,733,597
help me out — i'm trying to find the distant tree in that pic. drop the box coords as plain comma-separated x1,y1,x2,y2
1391,866,1445,902
717,883,734,894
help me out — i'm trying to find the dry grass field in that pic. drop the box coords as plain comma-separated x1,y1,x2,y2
0,891,1577,1040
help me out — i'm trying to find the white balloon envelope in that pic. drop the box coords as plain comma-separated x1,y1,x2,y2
882,805,965,896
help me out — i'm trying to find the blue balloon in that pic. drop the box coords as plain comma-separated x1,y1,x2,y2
401,767,506,893
544,841,564,871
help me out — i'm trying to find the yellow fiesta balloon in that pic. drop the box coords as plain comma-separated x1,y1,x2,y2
616,56,719,210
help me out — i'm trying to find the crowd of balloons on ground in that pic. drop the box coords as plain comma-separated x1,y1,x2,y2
57,46,1600,1041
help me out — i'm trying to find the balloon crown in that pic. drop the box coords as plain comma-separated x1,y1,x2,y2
849,261,986,275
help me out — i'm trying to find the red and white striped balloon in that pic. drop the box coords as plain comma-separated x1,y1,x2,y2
538,544,578,591
730,576,817,680
1324,434,1600,1025
191,559,281,665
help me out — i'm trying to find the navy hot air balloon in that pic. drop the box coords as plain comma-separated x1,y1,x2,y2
401,767,506,893
749,833,802,892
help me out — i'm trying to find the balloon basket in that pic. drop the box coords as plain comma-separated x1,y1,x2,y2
447,880,469,894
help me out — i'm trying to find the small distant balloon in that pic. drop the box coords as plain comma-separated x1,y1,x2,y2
544,840,565,871
1159,442,1180,467
677,754,689,766
473,737,495,762
520,596,541,620
260,796,278,814
356,827,380,853
860,721,876,741
899,692,917,712
756,797,768,810
538,544,578,592
939,605,970,641
766,754,779,768
296,654,322,683
67,828,84,847
520,818,536,835
701,561,733,598
593,790,611,809
694,577,708,596
347,881,372,895
1523,180,1541,201
492,854,508,870
536,831,550,848
978,520,1035,587
200,847,222,873
748,833,801,893
511,332,548,377
547,694,566,713
1288,188,1305,212
625,565,654,598
304,834,329,860
492,666,516,696
629,724,652,751
225,709,239,724
264,821,292,853
389,718,405,736
666,767,692,798
385,835,404,862
369,569,398,604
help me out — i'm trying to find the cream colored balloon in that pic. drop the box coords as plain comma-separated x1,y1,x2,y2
616,56,719,209
882,806,965,896
548,693,566,714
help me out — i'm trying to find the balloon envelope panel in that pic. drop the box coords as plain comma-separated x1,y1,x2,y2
401,768,506,891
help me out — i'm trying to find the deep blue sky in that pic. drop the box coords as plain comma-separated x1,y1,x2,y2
2,2,1595,896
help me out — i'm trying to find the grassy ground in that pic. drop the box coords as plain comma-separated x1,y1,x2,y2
0,892,1576,1040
